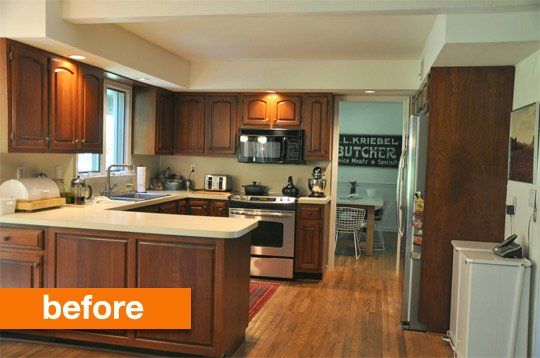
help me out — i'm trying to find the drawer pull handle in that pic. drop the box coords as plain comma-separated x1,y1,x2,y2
1,235,10,242
33,263,39,268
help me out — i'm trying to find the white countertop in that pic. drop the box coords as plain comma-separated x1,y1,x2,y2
297,196,331,204
0,190,257,239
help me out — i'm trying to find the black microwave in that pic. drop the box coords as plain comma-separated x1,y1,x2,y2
237,128,305,164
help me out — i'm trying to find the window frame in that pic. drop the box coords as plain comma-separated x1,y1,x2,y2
77,80,133,177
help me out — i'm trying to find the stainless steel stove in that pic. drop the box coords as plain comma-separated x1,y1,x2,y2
229,194,297,279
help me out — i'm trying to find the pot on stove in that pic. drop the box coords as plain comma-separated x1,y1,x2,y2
242,181,267,196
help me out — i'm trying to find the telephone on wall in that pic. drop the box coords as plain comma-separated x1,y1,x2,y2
493,234,523,258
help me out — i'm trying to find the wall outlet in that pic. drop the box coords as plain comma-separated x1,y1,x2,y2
190,164,196,173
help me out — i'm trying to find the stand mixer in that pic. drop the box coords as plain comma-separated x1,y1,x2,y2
308,167,327,197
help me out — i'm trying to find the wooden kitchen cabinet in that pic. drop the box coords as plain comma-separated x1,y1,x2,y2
155,89,174,154
78,64,103,153
295,204,328,277
6,40,49,152
174,94,206,154
209,200,229,217
159,200,179,214
133,86,174,155
302,94,332,160
178,200,188,214
188,199,210,216
0,251,42,288
49,56,79,152
205,95,238,155
242,93,302,128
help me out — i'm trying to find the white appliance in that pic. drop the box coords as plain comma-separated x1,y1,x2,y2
449,240,498,349
452,247,531,357
398,112,429,331
204,174,232,192
0,178,60,200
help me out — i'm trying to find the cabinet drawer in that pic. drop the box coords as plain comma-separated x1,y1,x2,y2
0,227,44,249
299,206,322,220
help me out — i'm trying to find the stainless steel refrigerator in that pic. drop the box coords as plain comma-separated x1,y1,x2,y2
397,112,428,331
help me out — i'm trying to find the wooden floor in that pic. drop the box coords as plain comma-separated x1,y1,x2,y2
0,233,452,357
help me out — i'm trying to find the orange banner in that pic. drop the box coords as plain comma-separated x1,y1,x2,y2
0,288,191,329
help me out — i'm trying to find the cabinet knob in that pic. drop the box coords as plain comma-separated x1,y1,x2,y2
33,262,39,268
82,139,86,144
75,139,80,144
45,136,51,144
1,235,10,242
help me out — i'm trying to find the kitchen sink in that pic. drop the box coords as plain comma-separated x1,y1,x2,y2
109,193,170,202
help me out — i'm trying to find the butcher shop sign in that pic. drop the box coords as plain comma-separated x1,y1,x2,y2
338,134,402,168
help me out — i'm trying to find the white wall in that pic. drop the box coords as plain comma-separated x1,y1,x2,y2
337,101,403,231
504,49,540,357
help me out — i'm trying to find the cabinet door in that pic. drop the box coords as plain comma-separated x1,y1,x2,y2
302,95,332,160
133,204,160,213
50,231,129,288
178,200,188,214
0,251,42,288
188,199,210,216
136,240,215,346
79,64,103,153
49,57,79,151
209,200,229,217
273,95,301,127
8,41,49,151
159,201,178,214
242,94,271,126
205,95,238,155
155,89,174,154
174,95,205,154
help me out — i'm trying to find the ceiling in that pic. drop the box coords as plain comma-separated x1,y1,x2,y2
118,14,436,61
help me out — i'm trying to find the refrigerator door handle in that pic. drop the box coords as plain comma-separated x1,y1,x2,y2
396,148,407,236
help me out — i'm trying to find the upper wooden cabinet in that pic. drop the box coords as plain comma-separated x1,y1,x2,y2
302,94,333,161
6,41,49,152
49,56,79,152
132,86,174,155
205,95,238,155
78,64,103,153
242,94,302,127
155,89,174,154
2,40,104,154
174,94,206,155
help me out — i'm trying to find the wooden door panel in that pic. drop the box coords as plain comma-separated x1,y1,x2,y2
242,95,270,126
295,221,321,272
205,95,238,155
188,199,210,216
52,233,129,288
50,57,78,151
174,95,205,154
303,95,331,160
79,65,103,153
136,241,215,346
9,42,49,151
0,251,42,288
209,200,229,217
159,201,179,214
273,95,301,127
155,89,174,154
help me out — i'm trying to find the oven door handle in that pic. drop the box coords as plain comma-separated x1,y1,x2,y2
230,210,294,218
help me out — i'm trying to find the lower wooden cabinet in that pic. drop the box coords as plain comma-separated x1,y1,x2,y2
187,199,210,216
294,204,328,276
209,200,229,217
0,250,42,288
158,201,179,214
128,199,229,217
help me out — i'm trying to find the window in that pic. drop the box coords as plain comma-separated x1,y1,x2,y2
77,81,132,175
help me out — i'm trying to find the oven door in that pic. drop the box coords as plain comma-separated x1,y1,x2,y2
229,208,295,257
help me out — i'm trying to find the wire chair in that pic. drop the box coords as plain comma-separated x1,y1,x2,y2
335,207,367,260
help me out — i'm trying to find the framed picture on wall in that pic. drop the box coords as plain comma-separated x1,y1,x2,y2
508,102,540,184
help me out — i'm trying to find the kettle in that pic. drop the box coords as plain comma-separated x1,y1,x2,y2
282,176,299,197
70,175,93,205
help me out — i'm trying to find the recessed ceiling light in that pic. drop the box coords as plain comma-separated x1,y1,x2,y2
137,78,149,82
364,90,376,94
68,55,86,60
266,90,276,93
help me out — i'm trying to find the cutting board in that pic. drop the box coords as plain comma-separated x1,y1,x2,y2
16,197,66,212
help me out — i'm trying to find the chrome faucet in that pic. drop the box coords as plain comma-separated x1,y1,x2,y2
103,164,134,197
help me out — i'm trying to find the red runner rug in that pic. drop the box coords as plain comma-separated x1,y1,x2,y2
249,281,279,321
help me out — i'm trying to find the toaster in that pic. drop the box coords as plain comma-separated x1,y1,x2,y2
204,175,232,192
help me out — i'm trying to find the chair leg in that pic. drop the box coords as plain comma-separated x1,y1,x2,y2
378,229,385,251
334,231,339,254
353,231,361,260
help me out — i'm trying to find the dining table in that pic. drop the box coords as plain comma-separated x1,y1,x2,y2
337,194,384,256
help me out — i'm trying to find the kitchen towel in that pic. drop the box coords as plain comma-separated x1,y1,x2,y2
136,166,147,193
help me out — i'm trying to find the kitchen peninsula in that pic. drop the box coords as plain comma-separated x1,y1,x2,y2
0,198,257,357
